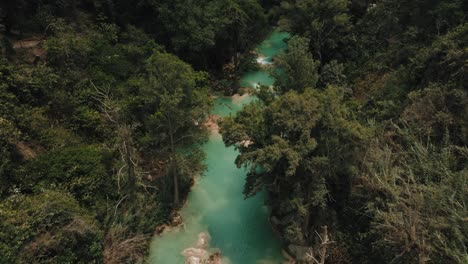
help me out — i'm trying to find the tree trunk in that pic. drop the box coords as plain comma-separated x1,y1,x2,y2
303,182,312,241
173,163,179,206
124,140,136,200
169,119,179,206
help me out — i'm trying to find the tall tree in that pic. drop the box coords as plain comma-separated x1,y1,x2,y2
142,50,210,206
221,86,367,245
279,0,352,62
274,35,320,93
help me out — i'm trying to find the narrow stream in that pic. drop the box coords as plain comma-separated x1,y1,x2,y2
148,31,290,264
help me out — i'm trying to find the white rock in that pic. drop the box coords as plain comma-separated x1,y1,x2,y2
186,256,202,264
181,247,209,260
196,232,211,249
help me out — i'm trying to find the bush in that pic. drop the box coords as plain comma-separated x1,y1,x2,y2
0,190,103,263
23,146,114,215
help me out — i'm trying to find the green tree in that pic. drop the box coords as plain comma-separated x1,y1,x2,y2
279,0,352,62
320,59,347,86
141,50,211,206
156,0,220,54
274,35,320,93
222,86,367,245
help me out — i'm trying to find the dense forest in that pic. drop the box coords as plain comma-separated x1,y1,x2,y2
222,0,467,263
0,0,466,263
0,0,269,262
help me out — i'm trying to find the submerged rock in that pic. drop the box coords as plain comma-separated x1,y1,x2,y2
186,255,202,264
182,247,209,261
204,115,221,134
207,251,223,264
196,232,211,249
171,212,183,226
182,232,227,264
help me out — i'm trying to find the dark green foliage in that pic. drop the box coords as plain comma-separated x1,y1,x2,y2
23,146,113,212
0,1,221,262
274,35,320,92
221,0,467,263
137,49,210,205
319,59,347,86
278,0,352,62
1,0,466,263
222,86,367,248
0,118,19,197
153,0,268,69
0,190,103,263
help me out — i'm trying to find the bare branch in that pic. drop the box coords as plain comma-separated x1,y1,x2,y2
305,226,334,264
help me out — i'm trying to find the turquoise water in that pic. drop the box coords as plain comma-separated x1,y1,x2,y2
257,31,290,60
148,31,289,264
241,31,289,90
211,97,252,117
240,71,275,89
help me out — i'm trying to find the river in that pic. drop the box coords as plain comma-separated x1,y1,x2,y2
148,31,290,264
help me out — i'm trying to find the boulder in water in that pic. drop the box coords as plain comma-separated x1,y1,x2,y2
186,256,202,264
171,212,183,226
154,224,167,235
181,247,209,260
196,232,211,249
207,251,223,264
182,232,229,264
